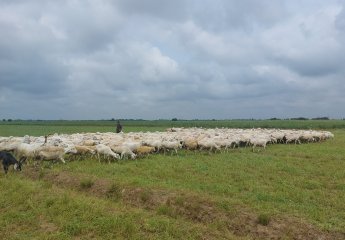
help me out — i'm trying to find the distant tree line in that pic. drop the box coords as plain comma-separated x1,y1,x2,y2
268,117,332,120
2,117,345,122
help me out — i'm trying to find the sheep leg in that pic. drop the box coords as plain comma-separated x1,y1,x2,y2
59,157,66,164
3,165,8,174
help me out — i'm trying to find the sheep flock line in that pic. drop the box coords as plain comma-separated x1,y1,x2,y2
0,128,334,164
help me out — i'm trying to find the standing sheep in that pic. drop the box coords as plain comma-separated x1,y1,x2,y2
95,144,120,163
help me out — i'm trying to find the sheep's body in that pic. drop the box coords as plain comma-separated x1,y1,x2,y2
0,139,21,152
75,145,96,155
95,144,120,163
198,138,220,152
34,145,77,164
82,140,97,146
37,146,66,163
285,134,301,144
122,141,142,152
134,146,155,156
144,139,162,152
182,138,198,150
250,138,269,151
15,143,42,159
161,140,182,154
300,132,315,143
110,145,136,159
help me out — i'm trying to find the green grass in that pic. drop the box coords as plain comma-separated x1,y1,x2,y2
1,119,345,136
52,131,345,233
1,121,345,239
0,176,230,240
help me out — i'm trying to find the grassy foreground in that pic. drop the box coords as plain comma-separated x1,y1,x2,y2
0,121,345,239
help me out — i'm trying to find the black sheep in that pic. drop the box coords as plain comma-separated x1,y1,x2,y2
0,151,26,174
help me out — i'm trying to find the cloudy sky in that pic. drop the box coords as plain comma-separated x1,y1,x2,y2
1,0,345,120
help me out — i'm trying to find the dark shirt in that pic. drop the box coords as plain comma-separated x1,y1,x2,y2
116,122,122,133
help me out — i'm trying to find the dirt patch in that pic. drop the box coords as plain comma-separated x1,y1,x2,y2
38,215,59,233
23,167,345,240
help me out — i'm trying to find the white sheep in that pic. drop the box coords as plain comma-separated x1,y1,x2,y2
250,138,269,152
285,133,301,144
95,144,120,163
15,142,43,159
36,145,76,164
110,145,136,160
198,138,220,152
161,140,182,154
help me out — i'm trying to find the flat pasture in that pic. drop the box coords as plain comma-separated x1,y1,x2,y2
0,120,344,239
1,119,345,137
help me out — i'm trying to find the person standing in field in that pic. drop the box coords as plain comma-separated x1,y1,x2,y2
116,120,123,133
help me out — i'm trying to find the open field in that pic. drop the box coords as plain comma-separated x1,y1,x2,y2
1,120,345,239
1,119,345,137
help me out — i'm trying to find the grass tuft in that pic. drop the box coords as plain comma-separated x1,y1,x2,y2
257,213,271,226
79,179,94,190
106,183,122,201
139,189,151,203
157,204,175,217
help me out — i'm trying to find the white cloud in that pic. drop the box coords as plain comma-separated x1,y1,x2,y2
0,0,344,119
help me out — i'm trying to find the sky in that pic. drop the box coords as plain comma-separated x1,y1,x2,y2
0,0,345,120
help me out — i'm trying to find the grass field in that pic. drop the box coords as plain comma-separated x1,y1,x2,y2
1,119,345,137
1,120,345,239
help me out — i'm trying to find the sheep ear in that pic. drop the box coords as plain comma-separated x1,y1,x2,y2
19,156,27,163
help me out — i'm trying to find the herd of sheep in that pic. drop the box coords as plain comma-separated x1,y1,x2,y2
0,128,334,166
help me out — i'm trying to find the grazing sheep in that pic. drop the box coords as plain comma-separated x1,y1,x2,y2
182,138,198,151
110,145,136,160
0,138,21,152
95,144,120,163
144,139,162,152
0,151,26,174
15,142,43,159
36,145,77,164
299,132,315,143
285,134,301,144
198,138,220,152
70,145,96,160
81,140,97,146
161,140,182,154
250,138,269,152
122,141,142,152
37,146,66,164
74,145,96,155
134,146,156,156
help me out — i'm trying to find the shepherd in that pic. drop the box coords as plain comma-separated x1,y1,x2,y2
116,120,123,133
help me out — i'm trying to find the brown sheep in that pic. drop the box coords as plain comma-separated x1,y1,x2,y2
134,146,155,156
